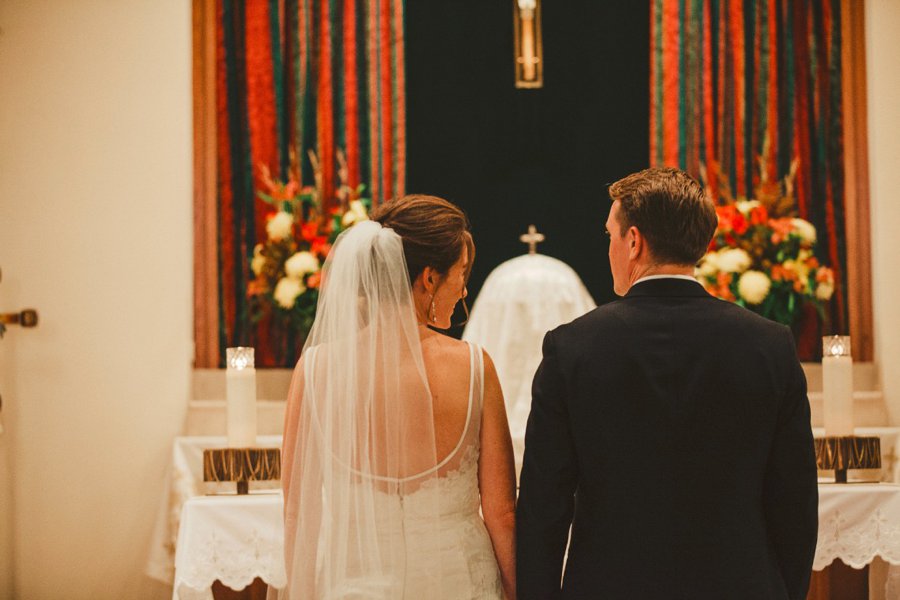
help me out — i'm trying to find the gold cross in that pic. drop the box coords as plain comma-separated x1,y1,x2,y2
519,224,545,255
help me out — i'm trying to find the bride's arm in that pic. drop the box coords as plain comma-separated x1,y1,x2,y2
478,350,517,599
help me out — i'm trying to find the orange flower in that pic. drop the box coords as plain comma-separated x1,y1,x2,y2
778,263,798,281
716,205,749,235
307,272,321,289
715,272,735,301
259,164,300,201
749,205,769,225
816,267,835,284
300,222,319,243
311,239,330,257
769,218,794,244
247,280,268,297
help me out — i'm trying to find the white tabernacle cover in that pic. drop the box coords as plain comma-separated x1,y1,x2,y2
463,253,595,470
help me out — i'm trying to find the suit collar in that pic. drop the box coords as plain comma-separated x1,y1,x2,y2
624,277,710,299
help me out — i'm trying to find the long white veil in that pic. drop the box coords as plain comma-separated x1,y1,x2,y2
279,220,443,599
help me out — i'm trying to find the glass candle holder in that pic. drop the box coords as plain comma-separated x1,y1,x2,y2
226,346,255,370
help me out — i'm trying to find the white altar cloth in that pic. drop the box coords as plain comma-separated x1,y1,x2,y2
146,435,282,584
172,494,286,600
167,483,900,598
816,483,900,571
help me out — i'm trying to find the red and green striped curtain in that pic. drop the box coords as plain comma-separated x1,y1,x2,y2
215,0,406,366
650,0,848,340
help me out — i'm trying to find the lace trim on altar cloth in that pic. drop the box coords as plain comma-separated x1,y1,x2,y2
815,507,900,570
174,526,287,600
816,505,900,599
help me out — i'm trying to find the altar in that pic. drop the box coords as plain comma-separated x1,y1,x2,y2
155,429,900,600
166,476,900,599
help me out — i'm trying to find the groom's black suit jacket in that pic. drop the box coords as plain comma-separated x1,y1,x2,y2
516,278,818,600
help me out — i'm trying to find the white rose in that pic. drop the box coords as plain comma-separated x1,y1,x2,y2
791,218,817,244
738,270,772,305
816,281,834,301
735,200,760,215
716,248,752,273
284,251,320,279
697,252,719,277
341,200,369,227
274,277,305,309
266,211,294,241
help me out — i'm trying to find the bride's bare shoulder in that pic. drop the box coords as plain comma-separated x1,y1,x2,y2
421,332,471,367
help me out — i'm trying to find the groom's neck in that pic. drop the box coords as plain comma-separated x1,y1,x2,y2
625,262,694,289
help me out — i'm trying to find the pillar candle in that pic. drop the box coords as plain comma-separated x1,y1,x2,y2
822,336,854,437
226,347,257,447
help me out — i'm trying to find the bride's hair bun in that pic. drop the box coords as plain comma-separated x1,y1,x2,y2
370,194,474,285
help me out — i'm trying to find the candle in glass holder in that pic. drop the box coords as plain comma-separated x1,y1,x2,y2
226,347,257,447
822,336,854,437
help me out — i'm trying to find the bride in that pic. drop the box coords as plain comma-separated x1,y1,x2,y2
279,195,517,599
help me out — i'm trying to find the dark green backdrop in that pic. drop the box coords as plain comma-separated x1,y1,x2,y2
405,1,651,334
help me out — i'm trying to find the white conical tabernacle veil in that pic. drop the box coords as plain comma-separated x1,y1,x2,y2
278,220,442,599
463,253,595,474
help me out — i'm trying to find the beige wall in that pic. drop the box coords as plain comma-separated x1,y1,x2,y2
0,1,192,599
867,0,900,425
0,330,15,594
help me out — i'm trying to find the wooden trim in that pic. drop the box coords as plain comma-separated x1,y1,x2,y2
841,0,874,361
193,0,219,368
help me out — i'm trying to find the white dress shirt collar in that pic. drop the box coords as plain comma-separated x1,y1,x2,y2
633,274,699,286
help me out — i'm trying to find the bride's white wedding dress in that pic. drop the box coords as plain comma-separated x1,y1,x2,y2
303,342,502,599
281,221,502,599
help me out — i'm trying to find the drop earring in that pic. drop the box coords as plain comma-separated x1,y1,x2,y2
428,296,437,323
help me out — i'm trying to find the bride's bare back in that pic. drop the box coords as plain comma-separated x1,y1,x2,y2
420,328,517,599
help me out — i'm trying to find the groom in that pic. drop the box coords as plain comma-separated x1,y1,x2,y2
516,167,818,599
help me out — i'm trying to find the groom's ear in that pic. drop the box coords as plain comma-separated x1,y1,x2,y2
628,226,642,260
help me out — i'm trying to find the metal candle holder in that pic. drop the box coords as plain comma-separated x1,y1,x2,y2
203,447,281,494
815,436,881,483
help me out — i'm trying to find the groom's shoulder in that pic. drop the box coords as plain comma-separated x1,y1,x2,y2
549,299,628,340
568,297,629,326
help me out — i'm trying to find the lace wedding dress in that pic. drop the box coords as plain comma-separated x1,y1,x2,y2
278,221,501,599
302,342,501,599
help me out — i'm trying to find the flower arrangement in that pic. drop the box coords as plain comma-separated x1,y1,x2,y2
248,149,370,341
695,161,835,326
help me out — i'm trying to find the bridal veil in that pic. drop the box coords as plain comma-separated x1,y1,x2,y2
278,220,444,599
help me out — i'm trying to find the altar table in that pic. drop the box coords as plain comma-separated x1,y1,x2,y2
169,484,900,598
146,435,282,584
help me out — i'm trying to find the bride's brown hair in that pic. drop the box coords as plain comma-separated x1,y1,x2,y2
370,194,474,322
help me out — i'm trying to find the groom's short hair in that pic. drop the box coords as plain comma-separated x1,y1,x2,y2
609,167,716,266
